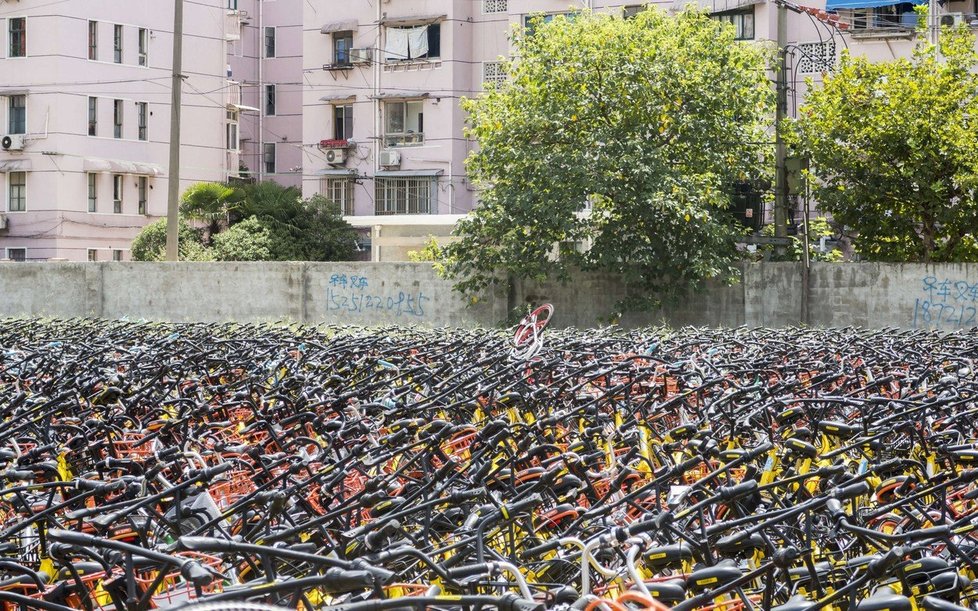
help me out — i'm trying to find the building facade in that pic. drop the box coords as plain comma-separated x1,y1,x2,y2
0,0,268,261
228,0,303,188
302,0,972,260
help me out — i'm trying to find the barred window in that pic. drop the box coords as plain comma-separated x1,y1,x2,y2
8,95,25,134
138,28,148,66
137,102,147,141
797,41,836,74
138,177,147,215
113,24,123,63
323,178,355,216
113,174,123,214
484,0,508,13
375,177,434,215
8,172,25,212
89,21,98,60
713,7,754,40
9,18,25,58
88,173,97,212
483,61,507,88
89,97,97,136
113,99,123,138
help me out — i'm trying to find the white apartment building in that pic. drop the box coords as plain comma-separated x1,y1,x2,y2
0,0,248,261
227,0,303,188
302,0,973,261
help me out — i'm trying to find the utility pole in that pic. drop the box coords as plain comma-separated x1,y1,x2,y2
165,0,184,261
774,0,789,255
928,0,940,54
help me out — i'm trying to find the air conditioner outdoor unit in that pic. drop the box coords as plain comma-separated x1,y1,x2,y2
350,48,372,65
940,12,965,26
1,135,25,151
325,148,347,165
379,150,401,168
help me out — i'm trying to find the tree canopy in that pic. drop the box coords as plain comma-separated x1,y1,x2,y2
790,23,978,262
132,181,358,262
442,8,773,308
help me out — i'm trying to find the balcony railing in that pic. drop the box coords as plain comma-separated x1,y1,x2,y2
383,133,424,148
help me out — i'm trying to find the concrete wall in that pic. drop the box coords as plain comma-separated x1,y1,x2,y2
0,262,976,330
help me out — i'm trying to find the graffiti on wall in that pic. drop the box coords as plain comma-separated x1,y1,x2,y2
325,274,429,318
913,276,978,328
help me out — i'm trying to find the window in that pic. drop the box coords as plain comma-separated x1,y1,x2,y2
138,28,148,66
264,142,276,174
88,249,98,262
8,172,25,212
112,250,123,261
333,32,353,66
6,249,25,262
483,62,506,88
265,85,276,116
226,113,239,150
88,173,97,212
137,102,147,140
113,174,123,213
113,99,123,138
623,5,646,18
89,97,98,136
264,26,275,58
323,177,355,216
8,96,25,134
713,7,754,40
375,177,434,215
138,177,147,214
114,24,123,63
384,24,440,62
797,40,836,73
384,100,423,147
333,104,353,141
848,4,918,29
89,21,98,60
484,0,508,13
227,0,238,10
9,18,25,57
523,13,575,36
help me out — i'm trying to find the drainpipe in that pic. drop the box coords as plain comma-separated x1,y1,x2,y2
257,0,264,182
448,160,454,213
372,0,382,260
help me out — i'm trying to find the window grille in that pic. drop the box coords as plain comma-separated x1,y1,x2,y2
797,41,836,74
375,177,434,215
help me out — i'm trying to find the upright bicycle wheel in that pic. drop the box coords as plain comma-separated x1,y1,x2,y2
513,303,554,348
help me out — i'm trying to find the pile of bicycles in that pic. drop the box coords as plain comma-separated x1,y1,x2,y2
1,319,978,611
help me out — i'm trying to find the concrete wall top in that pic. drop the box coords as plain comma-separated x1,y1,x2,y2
0,261,977,330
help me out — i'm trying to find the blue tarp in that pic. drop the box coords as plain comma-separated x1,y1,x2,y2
825,0,924,10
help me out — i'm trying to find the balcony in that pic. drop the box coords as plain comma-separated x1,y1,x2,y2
319,139,351,149
383,133,424,148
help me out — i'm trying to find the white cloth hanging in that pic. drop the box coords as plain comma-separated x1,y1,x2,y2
384,27,409,61
407,25,429,59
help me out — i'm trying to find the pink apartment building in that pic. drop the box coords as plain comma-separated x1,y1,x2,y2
302,0,973,260
0,0,291,262
228,0,303,188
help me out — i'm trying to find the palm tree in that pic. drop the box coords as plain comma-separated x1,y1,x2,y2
180,182,246,242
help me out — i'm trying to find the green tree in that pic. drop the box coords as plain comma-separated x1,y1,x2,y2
130,219,213,261
754,218,843,262
133,181,358,262
408,236,447,274
236,182,358,261
180,182,245,241
443,8,773,308
212,217,273,261
790,23,978,262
